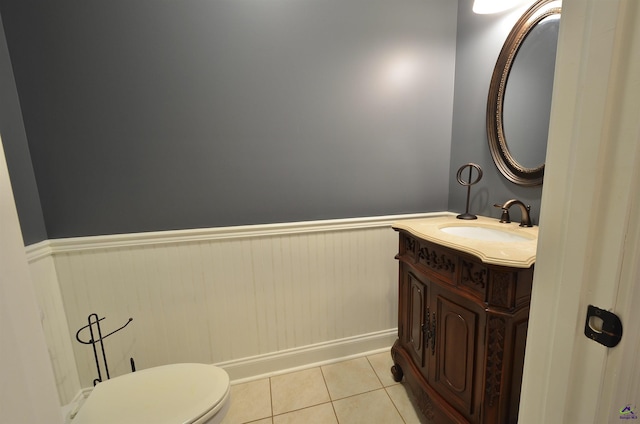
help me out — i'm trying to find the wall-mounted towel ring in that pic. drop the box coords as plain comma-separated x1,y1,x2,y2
456,163,483,220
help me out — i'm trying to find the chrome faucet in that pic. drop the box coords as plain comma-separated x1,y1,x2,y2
493,199,533,227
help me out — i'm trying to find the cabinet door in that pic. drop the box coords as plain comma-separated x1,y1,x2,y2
430,289,481,420
403,267,429,371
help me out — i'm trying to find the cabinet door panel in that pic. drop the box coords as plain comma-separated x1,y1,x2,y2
432,293,479,417
406,270,428,370
442,312,469,392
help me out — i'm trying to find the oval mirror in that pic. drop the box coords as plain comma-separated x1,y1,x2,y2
486,0,562,186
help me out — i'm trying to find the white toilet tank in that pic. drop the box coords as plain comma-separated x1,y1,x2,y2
72,363,230,424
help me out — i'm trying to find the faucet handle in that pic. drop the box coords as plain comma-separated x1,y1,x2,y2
493,203,511,223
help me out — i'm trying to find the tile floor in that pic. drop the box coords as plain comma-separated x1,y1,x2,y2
220,352,427,424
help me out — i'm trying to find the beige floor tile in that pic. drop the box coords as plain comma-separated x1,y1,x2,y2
332,389,404,424
270,367,330,415
367,351,399,387
272,403,337,424
246,419,273,424
386,384,427,424
222,378,272,424
321,357,382,400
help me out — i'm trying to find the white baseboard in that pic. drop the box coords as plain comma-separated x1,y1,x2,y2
218,328,397,384
61,388,91,424
68,329,398,407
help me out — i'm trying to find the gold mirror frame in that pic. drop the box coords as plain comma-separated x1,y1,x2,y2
486,0,561,186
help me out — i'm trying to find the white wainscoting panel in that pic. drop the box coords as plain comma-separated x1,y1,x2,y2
26,212,447,404
26,248,81,405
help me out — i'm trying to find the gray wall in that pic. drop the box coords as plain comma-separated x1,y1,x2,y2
448,0,543,224
0,18,47,245
0,0,457,239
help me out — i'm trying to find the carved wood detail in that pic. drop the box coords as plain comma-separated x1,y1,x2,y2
461,260,488,292
490,271,511,307
418,245,456,273
415,388,436,422
485,316,506,407
404,235,416,256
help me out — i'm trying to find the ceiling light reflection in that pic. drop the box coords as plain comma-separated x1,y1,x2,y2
383,52,422,90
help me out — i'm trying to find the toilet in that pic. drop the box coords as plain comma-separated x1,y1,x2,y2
72,363,231,424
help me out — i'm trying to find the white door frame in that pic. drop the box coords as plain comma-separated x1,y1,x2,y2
0,136,63,423
519,0,640,422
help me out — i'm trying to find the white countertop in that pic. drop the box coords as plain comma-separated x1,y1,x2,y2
392,215,538,268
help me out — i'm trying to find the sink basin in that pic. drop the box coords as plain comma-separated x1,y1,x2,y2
392,215,538,267
439,225,532,242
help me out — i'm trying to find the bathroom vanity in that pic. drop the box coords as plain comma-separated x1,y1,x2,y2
390,216,537,424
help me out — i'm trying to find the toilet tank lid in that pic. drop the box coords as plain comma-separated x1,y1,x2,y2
72,363,230,424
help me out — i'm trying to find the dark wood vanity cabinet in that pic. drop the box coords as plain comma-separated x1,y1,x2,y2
391,230,534,424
